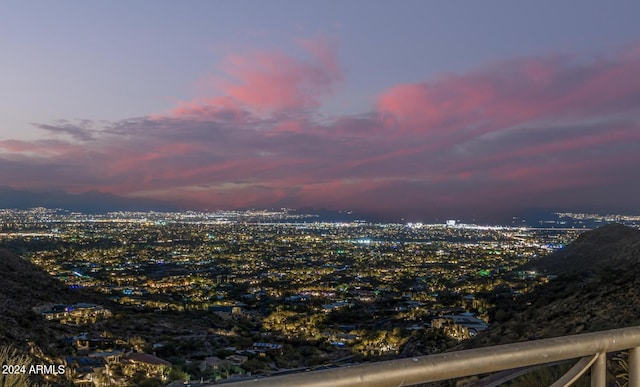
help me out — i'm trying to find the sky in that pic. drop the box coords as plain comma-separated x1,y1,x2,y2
1,1,640,222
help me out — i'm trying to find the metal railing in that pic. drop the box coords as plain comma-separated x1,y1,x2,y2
226,326,640,387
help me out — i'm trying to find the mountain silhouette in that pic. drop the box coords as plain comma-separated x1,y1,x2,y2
0,185,179,213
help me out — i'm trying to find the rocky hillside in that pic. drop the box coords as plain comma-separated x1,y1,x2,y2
465,223,640,348
521,223,640,276
0,249,103,347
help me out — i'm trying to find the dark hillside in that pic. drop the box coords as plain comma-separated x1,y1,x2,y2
520,223,640,277
0,249,105,347
464,224,640,348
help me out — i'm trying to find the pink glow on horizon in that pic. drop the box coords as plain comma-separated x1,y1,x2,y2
0,139,80,157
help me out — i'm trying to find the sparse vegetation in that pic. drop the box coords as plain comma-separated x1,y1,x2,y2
0,346,34,387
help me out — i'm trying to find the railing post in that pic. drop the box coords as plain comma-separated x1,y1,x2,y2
629,347,640,387
591,352,606,387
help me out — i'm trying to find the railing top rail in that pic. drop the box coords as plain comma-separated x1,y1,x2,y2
225,326,640,387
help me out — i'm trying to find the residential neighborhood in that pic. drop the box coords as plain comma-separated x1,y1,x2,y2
1,208,628,385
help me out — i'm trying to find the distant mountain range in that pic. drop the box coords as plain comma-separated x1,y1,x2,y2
0,186,637,227
0,186,370,221
0,185,180,213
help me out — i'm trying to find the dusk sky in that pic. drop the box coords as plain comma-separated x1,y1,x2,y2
1,1,640,221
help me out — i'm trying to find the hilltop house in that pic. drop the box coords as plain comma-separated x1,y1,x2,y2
432,313,489,340
123,352,171,380
41,303,112,325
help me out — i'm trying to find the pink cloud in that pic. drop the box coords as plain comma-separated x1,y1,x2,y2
167,36,342,119
377,76,494,132
222,40,341,111
106,142,205,176
376,44,640,136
